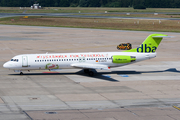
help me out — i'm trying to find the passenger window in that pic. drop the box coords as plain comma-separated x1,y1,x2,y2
45,60,46,62
35,60,36,62
57,59,58,61
54,59,56,61
67,59,68,61
37,60,39,62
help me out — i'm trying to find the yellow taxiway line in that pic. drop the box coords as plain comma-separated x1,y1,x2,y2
173,106,180,111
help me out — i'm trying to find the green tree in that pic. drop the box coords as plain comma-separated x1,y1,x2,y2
0,0,179,8
121,0,131,7
89,0,100,7
100,0,108,6
59,0,70,7
79,0,89,7
133,0,146,9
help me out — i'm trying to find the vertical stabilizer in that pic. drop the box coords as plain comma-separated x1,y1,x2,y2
123,34,168,53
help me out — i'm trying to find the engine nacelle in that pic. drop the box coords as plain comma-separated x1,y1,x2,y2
112,55,136,63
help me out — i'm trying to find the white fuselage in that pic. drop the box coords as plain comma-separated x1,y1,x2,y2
3,51,156,71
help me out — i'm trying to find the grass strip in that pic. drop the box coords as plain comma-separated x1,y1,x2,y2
0,16,180,32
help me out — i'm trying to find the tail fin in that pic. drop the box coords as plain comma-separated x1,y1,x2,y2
124,34,168,53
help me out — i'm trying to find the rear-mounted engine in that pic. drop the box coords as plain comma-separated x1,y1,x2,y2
112,55,136,63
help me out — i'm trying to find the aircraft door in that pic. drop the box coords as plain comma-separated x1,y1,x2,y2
22,56,28,67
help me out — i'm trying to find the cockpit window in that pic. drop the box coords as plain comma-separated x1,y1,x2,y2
11,59,19,62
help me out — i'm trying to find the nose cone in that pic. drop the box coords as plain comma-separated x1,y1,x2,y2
3,62,11,69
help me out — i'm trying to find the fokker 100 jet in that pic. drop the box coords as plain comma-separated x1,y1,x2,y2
3,34,170,76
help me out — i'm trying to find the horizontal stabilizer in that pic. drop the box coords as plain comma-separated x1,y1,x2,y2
71,63,109,70
152,36,173,38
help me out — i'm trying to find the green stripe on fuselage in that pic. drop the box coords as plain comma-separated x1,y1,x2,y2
112,55,136,63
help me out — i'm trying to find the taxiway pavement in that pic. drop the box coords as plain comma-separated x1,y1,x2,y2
1,12,180,20
0,25,180,120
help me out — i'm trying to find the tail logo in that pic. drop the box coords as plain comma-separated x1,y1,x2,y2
137,44,157,53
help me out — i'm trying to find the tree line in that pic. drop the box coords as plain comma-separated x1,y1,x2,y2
0,0,180,8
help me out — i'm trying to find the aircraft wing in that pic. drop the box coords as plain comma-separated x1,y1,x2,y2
71,63,110,70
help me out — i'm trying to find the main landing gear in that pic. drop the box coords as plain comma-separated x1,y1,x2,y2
83,69,94,76
20,72,23,75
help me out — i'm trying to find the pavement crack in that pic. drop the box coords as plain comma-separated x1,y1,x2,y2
124,108,140,117
167,115,178,120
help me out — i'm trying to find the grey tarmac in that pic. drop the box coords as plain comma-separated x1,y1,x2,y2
0,25,180,120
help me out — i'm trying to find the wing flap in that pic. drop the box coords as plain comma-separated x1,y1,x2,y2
71,63,110,70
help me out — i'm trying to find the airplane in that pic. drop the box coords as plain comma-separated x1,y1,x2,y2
3,34,170,76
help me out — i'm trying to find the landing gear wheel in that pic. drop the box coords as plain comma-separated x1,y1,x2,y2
88,71,94,76
20,72,23,75
84,69,89,73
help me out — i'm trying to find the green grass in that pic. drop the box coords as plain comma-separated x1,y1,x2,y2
0,16,180,33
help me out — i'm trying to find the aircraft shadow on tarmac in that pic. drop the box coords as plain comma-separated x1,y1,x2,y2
9,68,180,82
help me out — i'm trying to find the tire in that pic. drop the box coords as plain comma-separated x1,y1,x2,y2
20,72,23,75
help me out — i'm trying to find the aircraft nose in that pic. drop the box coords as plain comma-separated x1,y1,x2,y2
3,62,11,68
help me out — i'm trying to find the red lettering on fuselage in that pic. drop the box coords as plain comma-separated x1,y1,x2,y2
36,54,108,59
